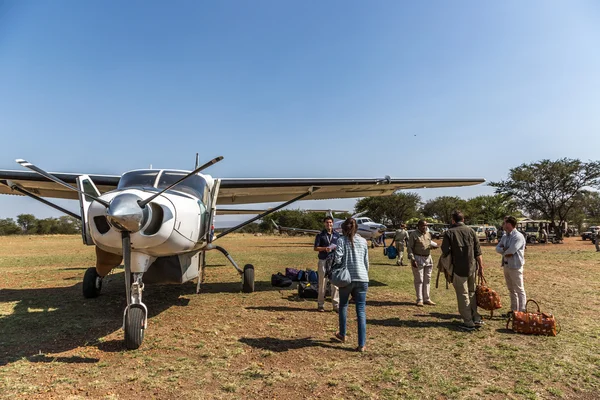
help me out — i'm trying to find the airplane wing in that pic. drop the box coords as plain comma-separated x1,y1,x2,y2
218,177,485,205
0,169,484,205
216,208,348,215
0,170,120,200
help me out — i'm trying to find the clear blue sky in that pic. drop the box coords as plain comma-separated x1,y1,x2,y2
1,1,599,226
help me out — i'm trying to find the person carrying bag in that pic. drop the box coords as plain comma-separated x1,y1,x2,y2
332,218,370,352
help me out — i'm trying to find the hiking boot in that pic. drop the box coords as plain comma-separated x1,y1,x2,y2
458,324,476,331
416,301,424,307
424,300,436,306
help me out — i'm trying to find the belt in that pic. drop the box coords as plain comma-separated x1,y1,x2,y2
414,253,430,257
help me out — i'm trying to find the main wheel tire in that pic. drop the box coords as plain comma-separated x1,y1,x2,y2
527,236,536,244
83,267,102,298
124,307,145,350
242,264,255,293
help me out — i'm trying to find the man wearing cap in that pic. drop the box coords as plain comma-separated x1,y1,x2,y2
407,220,438,306
392,224,409,266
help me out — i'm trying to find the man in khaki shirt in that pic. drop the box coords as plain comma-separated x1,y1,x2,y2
392,224,409,266
407,220,438,306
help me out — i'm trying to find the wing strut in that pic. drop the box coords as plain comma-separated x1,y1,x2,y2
1,180,81,220
215,187,320,240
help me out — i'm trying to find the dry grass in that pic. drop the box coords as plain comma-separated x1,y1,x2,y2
1,234,599,399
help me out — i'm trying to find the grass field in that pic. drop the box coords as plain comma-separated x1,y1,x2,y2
1,234,599,399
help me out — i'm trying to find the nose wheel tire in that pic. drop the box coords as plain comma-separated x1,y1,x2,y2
124,307,145,350
242,264,255,293
83,267,102,298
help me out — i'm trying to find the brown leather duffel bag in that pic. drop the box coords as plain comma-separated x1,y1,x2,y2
476,270,502,317
506,299,560,336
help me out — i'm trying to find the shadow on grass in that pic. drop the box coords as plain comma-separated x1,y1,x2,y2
368,318,463,331
239,336,355,352
199,280,284,293
495,328,516,334
26,355,100,363
366,300,415,307
0,273,266,366
245,306,319,312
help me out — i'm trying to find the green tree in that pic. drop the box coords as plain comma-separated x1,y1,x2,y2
354,193,421,228
464,194,521,226
16,214,38,234
421,196,467,224
491,158,600,228
0,218,20,235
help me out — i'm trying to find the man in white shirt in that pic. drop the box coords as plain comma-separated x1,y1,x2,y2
496,216,527,313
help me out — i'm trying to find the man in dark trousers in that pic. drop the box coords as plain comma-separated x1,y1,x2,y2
441,210,485,331
314,216,341,312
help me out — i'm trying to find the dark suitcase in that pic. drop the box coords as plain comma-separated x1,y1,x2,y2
271,272,293,288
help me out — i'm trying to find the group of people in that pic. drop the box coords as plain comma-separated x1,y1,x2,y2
313,211,529,349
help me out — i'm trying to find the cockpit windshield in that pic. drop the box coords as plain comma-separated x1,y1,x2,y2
156,171,207,200
117,170,208,201
118,170,159,190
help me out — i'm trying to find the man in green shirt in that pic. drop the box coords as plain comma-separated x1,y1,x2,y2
407,220,438,306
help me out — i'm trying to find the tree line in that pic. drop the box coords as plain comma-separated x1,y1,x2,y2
0,214,82,235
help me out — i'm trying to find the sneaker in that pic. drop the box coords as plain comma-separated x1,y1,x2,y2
424,300,436,305
356,346,366,353
474,320,486,327
334,332,346,343
317,306,325,312
416,301,424,307
458,324,476,331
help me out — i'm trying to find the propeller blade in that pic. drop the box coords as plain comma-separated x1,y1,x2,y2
16,159,110,207
138,156,223,208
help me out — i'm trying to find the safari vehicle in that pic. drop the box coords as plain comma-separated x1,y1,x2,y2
469,225,497,242
517,220,559,244
581,226,599,241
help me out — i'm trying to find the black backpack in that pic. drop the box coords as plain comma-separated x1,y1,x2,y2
297,281,318,298
271,272,293,288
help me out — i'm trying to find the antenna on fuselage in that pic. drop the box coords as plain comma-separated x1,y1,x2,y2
195,153,199,169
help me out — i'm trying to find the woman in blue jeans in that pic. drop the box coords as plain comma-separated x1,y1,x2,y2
334,218,369,352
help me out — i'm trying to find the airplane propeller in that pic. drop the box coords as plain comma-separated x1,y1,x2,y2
16,159,110,207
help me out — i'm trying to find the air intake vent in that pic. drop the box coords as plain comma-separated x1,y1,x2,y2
143,203,164,236
94,216,111,234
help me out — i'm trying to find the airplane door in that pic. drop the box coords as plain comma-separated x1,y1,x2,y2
206,179,221,243
76,175,102,245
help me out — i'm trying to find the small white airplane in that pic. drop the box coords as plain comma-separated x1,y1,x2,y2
272,212,389,246
0,157,484,349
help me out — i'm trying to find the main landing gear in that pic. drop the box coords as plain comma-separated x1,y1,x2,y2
83,267,103,298
197,246,255,294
